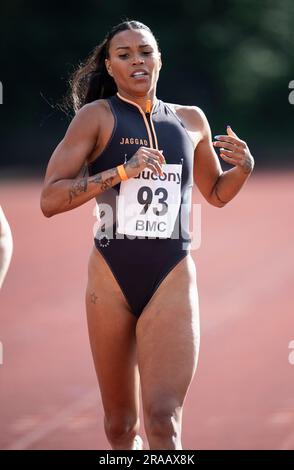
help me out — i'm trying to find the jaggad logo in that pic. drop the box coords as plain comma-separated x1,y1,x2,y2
289,80,294,105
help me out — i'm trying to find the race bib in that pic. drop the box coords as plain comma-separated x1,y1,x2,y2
117,164,182,238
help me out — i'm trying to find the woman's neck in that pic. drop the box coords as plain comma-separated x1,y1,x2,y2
116,90,157,113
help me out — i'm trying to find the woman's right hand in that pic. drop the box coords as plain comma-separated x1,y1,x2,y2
124,147,165,179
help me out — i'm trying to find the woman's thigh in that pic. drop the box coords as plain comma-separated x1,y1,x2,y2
86,246,140,420
136,254,200,412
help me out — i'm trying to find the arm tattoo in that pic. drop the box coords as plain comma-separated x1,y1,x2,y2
90,291,98,304
91,167,118,193
81,165,88,177
242,157,254,174
126,156,140,168
101,177,114,191
92,174,102,184
92,174,114,191
68,167,117,205
69,177,88,204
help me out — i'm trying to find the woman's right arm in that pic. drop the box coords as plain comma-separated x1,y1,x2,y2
40,102,165,218
40,103,122,217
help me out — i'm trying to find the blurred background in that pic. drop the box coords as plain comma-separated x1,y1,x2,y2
0,0,294,450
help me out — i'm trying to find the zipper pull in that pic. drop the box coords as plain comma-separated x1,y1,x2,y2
145,99,151,114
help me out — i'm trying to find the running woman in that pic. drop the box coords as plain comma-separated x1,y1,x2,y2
40,20,254,450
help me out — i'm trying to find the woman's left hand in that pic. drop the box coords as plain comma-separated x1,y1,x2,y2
213,126,255,175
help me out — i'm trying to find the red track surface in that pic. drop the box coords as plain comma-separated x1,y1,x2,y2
0,172,293,450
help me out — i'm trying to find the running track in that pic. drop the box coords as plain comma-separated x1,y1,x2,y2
0,172,293,450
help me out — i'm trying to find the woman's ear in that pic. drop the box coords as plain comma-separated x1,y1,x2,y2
105,59,113,77
158,52,162,71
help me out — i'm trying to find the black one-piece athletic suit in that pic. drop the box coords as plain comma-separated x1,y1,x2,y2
88,93,194,317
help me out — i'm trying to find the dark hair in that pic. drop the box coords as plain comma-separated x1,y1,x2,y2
67,20,159,114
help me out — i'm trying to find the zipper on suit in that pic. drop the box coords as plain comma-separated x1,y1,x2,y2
117,93,159,150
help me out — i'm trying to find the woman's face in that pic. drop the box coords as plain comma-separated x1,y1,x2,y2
105,29,162,97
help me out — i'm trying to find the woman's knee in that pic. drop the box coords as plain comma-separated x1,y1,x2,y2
104,413,140,445
144,399,182,439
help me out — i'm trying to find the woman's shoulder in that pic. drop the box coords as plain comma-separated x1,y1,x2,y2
60,99,113,150
78,98,111,117
69,99,112,132
164,102,208,134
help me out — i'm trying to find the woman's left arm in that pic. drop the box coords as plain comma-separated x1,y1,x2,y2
211,125,255,206
192,107,255,207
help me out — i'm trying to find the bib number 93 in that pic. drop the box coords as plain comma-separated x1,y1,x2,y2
137,186,168,216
